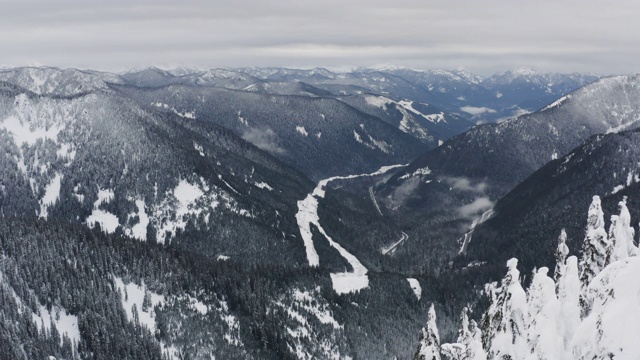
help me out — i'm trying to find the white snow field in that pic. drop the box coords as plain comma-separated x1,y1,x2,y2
296,164,406,294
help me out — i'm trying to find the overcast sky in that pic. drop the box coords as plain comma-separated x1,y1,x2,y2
2,0,638,75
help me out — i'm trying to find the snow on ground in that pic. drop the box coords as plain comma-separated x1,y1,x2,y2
291,288,341,329
0,270,80,348
95,188,115,206
407,278,422,300
113,276,165,333
72,184,85,203
611,171,640,194
193,142,205,156
151,101,195,119
152,177,251,243
296,125,309,136
353,127,392,154
125,199,149,241
254,181,274,191
174,179,204,214
399,166,431,180
32,304,81,347
153,179,205,243
86,188,119,234
297,164,407,294
398,100,445,124
295,195,322,267
0,114,64,147
274,287,344,360
542,94,571,111
364,95,393,110
39,173,62,219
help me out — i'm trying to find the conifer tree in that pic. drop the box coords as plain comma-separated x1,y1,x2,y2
526,267,563,360
415,304,441,360
465,320,486,360
482,258,528,360
606,197,638,263
578,196,609,291
554,229,569,283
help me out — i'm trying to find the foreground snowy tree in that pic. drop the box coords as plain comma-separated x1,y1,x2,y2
570,256,640,360
415,304,441,360
578,196,609,310
526,267,563,360
482,258,528,360
553,229,569,283
606,197,638,263
464,320,486,360
416,195,640,360
551,229,581,347
439,307,486,360
556,255,581,348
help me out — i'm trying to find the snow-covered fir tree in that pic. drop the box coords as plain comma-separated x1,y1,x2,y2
415,304,442,360
606,197,638,263
437,307,487,360
481,258,528,360
465,320,486,360
556,255,581,349
526,267,563,359
578,196,609,295
421,196,640,360
553,229,569,283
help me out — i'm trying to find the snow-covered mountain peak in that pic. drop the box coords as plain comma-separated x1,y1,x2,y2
511,67,538,76
452,67,484,85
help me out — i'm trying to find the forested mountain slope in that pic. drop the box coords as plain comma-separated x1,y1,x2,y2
461,127,640,283
373,74,640,275
114,83,429,180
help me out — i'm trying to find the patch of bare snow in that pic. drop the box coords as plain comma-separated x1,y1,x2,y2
39,173,62,219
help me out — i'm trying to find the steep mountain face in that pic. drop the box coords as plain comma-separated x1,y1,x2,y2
114,83,429,180
461,128,640,282
374,74,640,275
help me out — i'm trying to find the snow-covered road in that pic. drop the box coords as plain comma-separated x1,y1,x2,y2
381,231,409,255
369,187,383,216
296,164,406,294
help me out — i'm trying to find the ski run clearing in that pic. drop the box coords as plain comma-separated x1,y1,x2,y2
296,164,406,295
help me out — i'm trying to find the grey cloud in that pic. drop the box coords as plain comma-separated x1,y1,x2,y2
458,197,494,219
444,177,488,193
386,177,422,208
241,127,286,155
1,0,640,75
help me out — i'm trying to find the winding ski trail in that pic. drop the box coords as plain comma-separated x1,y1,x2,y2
296,164,406,294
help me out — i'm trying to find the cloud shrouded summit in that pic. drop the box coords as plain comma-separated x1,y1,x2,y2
2,0,638,75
